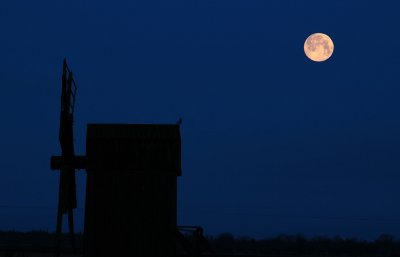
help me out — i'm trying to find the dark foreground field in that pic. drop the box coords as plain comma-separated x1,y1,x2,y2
1,231,399,257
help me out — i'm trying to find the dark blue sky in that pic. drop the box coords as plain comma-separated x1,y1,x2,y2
1,0,400,240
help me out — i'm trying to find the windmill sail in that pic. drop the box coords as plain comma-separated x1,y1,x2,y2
58,59,77,213
53,59,78,255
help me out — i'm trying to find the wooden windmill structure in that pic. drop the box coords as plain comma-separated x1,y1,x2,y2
50,59,214,257
50,59,85,254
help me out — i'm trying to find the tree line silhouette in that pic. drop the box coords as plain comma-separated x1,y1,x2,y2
0,230,399,256
205,233,399,256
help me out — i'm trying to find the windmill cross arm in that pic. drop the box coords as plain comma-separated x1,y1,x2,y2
50,155,87,170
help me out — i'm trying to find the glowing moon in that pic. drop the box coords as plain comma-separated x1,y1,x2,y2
304,33,334,62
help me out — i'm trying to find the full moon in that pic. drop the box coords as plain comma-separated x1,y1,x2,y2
304,33,334,62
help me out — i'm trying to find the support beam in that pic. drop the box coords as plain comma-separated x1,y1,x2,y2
50,155,87,170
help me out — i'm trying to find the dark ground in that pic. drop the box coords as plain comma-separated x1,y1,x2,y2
0,231,399,257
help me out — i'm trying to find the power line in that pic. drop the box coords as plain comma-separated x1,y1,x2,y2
0,205,84,211
180,209,400,222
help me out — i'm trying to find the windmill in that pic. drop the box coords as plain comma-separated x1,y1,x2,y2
50,59,86,254
49,59,212,257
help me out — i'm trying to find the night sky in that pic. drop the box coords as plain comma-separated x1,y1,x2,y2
1,0,400,241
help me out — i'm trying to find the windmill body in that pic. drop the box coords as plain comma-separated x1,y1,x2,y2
50,60,182,257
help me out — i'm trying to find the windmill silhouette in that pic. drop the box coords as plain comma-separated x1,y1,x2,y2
50,59,86,255
49,59,213,257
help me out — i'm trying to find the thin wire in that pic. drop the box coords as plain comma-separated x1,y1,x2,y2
0,205,84,211
180,209,400,222
0,205,398,222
